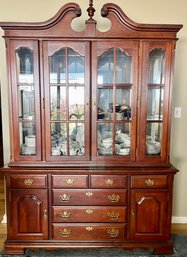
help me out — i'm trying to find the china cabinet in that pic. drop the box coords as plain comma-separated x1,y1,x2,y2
0,1,182,255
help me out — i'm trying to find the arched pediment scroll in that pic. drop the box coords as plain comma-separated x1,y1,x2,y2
0,3,83,38
97,3,182,39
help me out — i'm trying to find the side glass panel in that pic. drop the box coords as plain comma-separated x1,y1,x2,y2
16,47,36,156
146,49,165,156
49,47,85,157
97,47,132,156
116,48,132,84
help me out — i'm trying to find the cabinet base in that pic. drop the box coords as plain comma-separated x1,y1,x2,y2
3,240,174,255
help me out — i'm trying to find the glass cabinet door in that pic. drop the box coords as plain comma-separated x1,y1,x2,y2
43,42,90,161
92,41,138,161
9,40,41,161
139,42,173,162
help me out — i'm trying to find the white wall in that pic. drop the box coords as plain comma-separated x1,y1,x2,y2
0,0,186,221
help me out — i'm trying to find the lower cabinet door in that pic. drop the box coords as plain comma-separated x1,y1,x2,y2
10,189,48,240
130,190,169,240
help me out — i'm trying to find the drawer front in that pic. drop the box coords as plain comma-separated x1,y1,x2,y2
52,223,127,241
10,174,48,188
52,189,127,206
91,175,127,188
131,175,168,189
52,206,127,223
52,175,88,188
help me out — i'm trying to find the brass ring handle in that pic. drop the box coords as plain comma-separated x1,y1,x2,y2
145,179,155,187
59,228,71,237
24,178,33,185
59,211,71,219
107,228,119,238
108,194,120,203
107,212,120,220
59,194,71,202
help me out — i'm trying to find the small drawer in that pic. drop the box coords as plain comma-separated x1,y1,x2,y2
52,206,127,223
10,174,48,188
91,175,127,188
52,189,127,206
52,175,88,188
52,223,127,241
131,175,168,189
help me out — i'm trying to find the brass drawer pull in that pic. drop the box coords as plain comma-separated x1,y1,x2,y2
43,209,48,221
105,179,114,186
65,179,74,185
86,209,93,214
107,212,120,220
59,228,71,237
86,192,93,197
107,228,119,238
131,209,135,216
24,178,33,186
86,226,93,231
108,194,120,203
59,211,71,219
145,179,155,187
59,194,71,202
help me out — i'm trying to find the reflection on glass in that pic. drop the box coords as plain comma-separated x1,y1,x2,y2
97,123,113,155
51,123,67,156
98,48,114,84
16,47,33,83
97,89,113,120
116,48,132,84
18,85,35,120
68,48,84,84
69,87,84,120
49,48,66,84
149,49,165,84
116,88,131,120
20,122,36,155
146,123,162,155
69,123,84,155
147,88,164,120
115,123,131,155
50,86,66,120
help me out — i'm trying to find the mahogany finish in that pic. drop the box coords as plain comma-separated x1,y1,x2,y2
0,1,182,255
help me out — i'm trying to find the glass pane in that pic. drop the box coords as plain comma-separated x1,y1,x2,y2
97,123,113,155
116,88,131,120
49,48,66,84
147,88,164,120
69,123,85,156
50,86,66,121
68,48,84,84
146,123,162,155
98,89,113,120
18,85,35,120
51,123,67,156
149,49,165,84
98,49,114,84
116,48,132,84
20,122,36,155
16,47,33,83
69,87,84,120
115,123,131,155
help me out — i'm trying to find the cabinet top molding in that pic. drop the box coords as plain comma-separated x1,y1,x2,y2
0,2,183,39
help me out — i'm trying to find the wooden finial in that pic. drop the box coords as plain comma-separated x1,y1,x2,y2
87,0,95,20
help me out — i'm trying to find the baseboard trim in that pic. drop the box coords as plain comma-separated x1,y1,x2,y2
172,216,187,223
